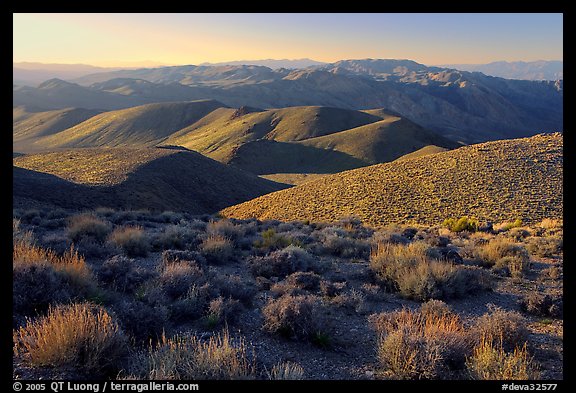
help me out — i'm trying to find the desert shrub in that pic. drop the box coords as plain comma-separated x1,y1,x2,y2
13,218,34,245
542,266,561,280
161,250,206,267
253,229,293,251
152,225,199,251
98,255,155,294
108,226,149,257
110,210,139,225
494,255,529,278
466,336,540,380
211,275,257,305
443,216,479,233
199,235,234,264
474,238,530,269
506,227,531,240
13,303,127,376
67,214,111,243
525,236,563,257
493,218,523,233
20,209,42,224
370,307,472,379
169,284,211,323
361,283,385,301
285,271,322,291
207,219,246,243
320,234,370,258
337,215,363,231
158,262,205,300
143,330,255,379
370,242,491,301
331,289,367,314
269,361,305,380
45,208,68,219
473,306,529,351
249,245,316,279
319,280,346,298
154,211,183,224
94,207,115,218
40,232,72,255
262,295,323,340
113,299,170,344
519,292,562,318
14,262,74,319
206,297,242,328
13,241,94,317
420,299,453,320
40,217,67,230
77,237,115,259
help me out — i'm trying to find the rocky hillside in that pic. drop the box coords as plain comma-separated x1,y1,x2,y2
222,134,563,227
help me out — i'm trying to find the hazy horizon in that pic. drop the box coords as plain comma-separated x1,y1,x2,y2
14,13,562,67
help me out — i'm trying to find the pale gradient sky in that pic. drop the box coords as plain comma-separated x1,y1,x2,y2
13,13,563,67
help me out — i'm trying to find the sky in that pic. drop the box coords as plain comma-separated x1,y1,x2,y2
13,13,563,67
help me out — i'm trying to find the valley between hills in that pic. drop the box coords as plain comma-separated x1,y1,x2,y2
13,58,563,381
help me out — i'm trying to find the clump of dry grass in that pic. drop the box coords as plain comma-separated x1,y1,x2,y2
199,234,234,264
538,218,562,230
13,303,127,376
262,294,323,340
519,293,562,318
472,306,529,351
13,239,91,283
269,361,305,380
370,304,472,379
13,239,95,316
253,228,293,251
474,238,530,277
525,236,563,258
493,218,523,233
370,241,491,300
158,261,204,300
108,226,149,257
466,335,540,380
206,219,245,243
144,330,255,380
206,297,242,328
67,213,111,243
250,245,316,279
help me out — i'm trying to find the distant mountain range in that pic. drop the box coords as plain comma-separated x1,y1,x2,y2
199,58,326,69
439,60,563,81
13,59,563,144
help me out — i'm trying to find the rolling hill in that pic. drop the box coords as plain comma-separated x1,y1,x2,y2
162,105,458,174
33,100,226,150
13,147,288,213
13,106,102,153
221,133,563,227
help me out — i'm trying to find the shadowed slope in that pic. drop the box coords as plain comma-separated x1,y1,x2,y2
298,117,461,164
35,100,226,149
13,148,288,213
222,133,562,226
